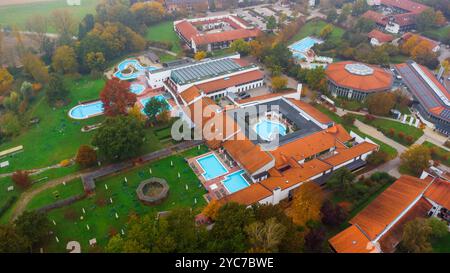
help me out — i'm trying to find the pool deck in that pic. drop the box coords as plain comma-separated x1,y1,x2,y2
187,151,242,202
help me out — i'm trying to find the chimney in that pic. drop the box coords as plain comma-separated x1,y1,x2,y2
272,187,282,205
296,84,303,101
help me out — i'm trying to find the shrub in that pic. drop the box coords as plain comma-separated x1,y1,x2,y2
0,196,17,217
398,131,405,139
388,128,395,137
365,114,375,122
342,114,355,126
59,159,71,167
12,171,31,189
75,145,97,168
366,151,389,166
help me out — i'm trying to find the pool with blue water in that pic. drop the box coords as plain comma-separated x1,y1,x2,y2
69,101,104,119
196,153,228,181
254,119,287,141
222,170,249,193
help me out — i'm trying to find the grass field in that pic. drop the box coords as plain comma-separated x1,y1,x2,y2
314,105,398,158
0,0,100,33
145,21,183,54
422,141,450,167
290,20,345,44
31,146,209,252
354,116,424,146
432,232,450,253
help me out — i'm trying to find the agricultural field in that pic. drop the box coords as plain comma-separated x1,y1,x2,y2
0,0,101,32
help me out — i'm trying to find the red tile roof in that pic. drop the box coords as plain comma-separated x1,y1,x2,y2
269,124,352,169
362,10,387,25
326,61,393,93
329,225,379,253
287,99,333,125
381,0,428,14
196,70,264,94
180,85,202,104
350,175,433,240
323,142,379,167
221,182,272,206
236,90,297,104
368,29,394,43
424,178,450,208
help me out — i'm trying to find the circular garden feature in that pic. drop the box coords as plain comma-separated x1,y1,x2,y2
136,178,169,205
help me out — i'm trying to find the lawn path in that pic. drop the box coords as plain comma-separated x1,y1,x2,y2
10,171,86,223
147,46,177,56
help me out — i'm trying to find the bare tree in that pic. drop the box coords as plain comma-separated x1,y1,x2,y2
25,15,48,51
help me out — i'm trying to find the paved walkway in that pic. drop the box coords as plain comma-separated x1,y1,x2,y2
147,46,177,57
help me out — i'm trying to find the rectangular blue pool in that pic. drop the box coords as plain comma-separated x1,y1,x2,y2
289,36,322,54
222,170,249,194
196,153,228,180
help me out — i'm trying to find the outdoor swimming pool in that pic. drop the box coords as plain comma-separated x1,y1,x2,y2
196,153,228,181
114,59,158,80
140,95,172,113
222,170,249,193
130,83,146,95
69,101,104,119
289,36,322,53
254,119,287,141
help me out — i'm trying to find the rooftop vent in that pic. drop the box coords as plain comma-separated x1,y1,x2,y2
345,63,374,76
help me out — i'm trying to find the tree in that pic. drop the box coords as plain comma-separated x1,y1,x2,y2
85,52,106,74
14,211,51,249
245,217,287,253
0,111,21,137
50,9,76,44
249,40,264,59
127,104,146,123
326,8,338,23
0,226,30,253
366,150,389,166
194,51,207,61
304,227,326,252
230,39,251,56
92,115,145,161
285,182,324,226
400,145,431,176
75,145,97,168
271,76,287,91
319,24,333,39
21,53,49,84
78,14,95,40
326,168,356,197
400,218,432,253
20,81,33,100
201,199,221,221
52,45,78,74
266,16,277,31
46,73,69,106
367,92,396,116
143,96,170,125
427,217,448,239
12,170,31,189
207,202,254,252
130,1,165,26
320,200,348,227
100,78,135,116
342,114,355,126
434,11,446,26
25,15,48,51
0,68,13,95
416,8,437,31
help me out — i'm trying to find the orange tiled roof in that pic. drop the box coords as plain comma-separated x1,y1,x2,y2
260,159,332,191
381,0,428,14
368,29,394,43
196,70,264,94
180,85,202,105
221,182,273,206
287,99,333,124
378,197,432,253
350,175,433,240
270,124,352,169
362,10,387,25
323,142,378,167
402,33,440,52
175,20,199,40
236,90,296,104
329,225,379,253
424,178,450,208
193,28,261,45
326,61,393,93
222,131,274,174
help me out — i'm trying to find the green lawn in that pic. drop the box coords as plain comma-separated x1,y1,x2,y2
0,76,105,174
422,141,450,167
290,20,344,44
432,232,450,253
145,21,183,54
422,26,450,43
0,0,100,33
314,105,398,158
32,146,208,252
354,116,424,147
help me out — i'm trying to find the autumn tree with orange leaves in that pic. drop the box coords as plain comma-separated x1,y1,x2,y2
100,78,136,116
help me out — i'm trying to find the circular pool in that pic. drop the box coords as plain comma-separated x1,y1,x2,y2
130,84,146,95
254,119,287,141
